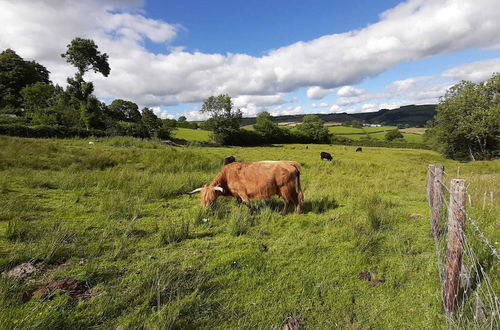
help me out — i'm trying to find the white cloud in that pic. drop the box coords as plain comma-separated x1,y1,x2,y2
337,86,365,97
151,106,174,119
307,86,336,99
442,58,500,82
311,102,329,109
178,109,209,121
1,0,500,113
330,104,341,112
269,106,304,116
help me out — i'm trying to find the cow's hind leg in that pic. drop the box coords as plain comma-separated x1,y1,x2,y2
280,198,289,216
279,186,293,215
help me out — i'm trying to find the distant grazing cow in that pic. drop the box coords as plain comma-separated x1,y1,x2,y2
223,155,236,165
356,147,363,152
320,152,333,161
188,161,304,215
305,146,309,149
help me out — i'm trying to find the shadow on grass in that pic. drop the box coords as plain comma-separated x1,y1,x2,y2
247,196,340,215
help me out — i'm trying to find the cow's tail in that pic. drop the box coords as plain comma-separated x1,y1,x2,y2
292,163,304,211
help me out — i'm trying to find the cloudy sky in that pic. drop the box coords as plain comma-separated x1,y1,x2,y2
1,0,499,120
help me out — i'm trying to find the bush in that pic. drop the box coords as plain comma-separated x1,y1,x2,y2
385,129,404,141
0,123,106,138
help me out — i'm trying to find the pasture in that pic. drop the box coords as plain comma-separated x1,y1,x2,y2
181,125,425,144
173,128,211,142
0,136,498,329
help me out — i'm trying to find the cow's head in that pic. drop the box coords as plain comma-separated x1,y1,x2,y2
188,185,224,207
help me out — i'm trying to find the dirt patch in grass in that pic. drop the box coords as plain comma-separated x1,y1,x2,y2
23,277,95,302
359,270,385,287
283,316,304,330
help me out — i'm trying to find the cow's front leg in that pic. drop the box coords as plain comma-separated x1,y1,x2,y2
238,194,251,208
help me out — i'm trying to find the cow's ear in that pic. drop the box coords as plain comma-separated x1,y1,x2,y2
214,187,224,193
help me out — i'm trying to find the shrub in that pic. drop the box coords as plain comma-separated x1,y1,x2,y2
0,123,106,138
385,129,404,141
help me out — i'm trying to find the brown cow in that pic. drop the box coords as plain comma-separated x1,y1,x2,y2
188,161,304,215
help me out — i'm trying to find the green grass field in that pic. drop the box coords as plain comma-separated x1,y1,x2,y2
366,132,424,143
173,128,211,142
1,136,498,329
328,126,365,134
327,125,424,143
336,133,368,140
362,125,396,132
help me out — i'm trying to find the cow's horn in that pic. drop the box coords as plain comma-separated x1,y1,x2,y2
187,187,203,194
214,186,224,193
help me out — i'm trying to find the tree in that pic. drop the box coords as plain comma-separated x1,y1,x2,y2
385,129,404,141
61,38,110,129
200,94,242,144
21,82,55,113
253,111,286,142
107,99,141,122
178,115,187,122
141,107,162,136
425,73,500,160
295,114,330,143
0,49,50,110
61,38,110,77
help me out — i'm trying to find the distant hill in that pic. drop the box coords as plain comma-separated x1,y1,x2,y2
240,104,436,127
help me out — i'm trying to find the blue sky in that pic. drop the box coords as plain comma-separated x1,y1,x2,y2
1,0,500,120
144,1,403,56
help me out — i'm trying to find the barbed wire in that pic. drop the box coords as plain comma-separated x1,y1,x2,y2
429,165,499,328
439,189,499,328
434,175,500,262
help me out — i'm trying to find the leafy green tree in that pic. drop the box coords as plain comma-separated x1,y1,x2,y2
295,114,330,143
178,115,187,122
21,82,55,113
0,49,50,110
20,82,57,125
385,129,404,141
107,99,141,122
61,38,110,129
351,120,363,128
61,38,110,77
141,107,162,136
157,121,175,140
200,94,242,144
253,111,286,142
425,73,500,160
163,118,177,128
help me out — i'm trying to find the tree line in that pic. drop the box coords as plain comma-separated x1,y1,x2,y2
0,39,195,139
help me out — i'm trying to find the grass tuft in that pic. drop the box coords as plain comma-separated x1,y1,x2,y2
229,206,255,236
158,217,190,245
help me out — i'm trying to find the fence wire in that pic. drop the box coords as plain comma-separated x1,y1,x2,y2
429,166,499,329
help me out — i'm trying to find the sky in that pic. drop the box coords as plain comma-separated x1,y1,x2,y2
1,0,500,120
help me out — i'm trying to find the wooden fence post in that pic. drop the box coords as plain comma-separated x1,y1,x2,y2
427,165,435,209
430,166,444,238
443,179,466,314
